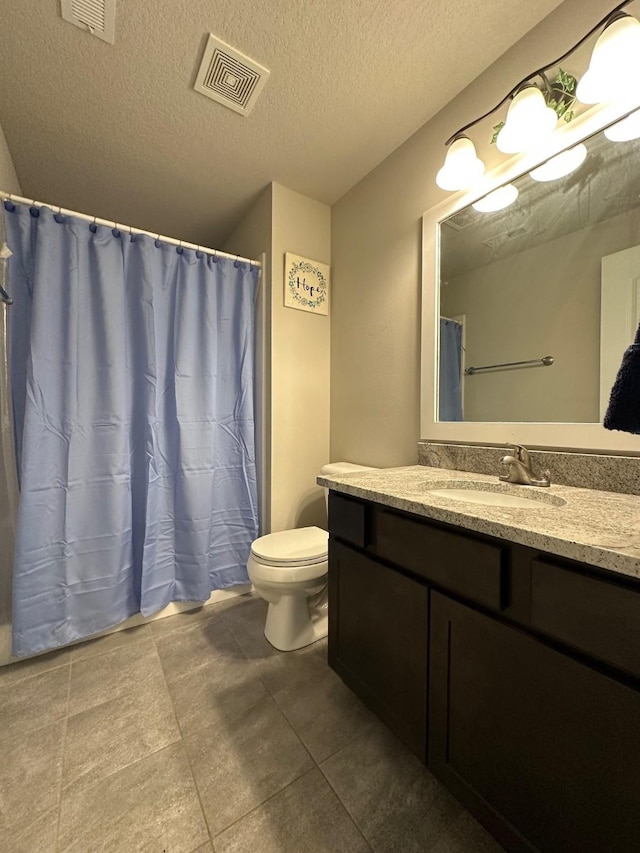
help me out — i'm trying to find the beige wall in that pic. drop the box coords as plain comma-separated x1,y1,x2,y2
441,208,640,423
223,186,272,534
0,121,21,243
225,183,331,533
330,0,616,465
0,120,21,664
270,184,330,532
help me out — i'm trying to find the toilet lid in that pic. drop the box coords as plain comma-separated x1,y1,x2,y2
251,526,328,565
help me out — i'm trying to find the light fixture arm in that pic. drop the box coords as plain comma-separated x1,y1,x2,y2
444,0,634,146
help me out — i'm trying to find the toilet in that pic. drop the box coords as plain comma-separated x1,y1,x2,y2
247,462,377,651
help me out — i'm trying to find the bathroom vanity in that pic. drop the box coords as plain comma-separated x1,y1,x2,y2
319,466,640,853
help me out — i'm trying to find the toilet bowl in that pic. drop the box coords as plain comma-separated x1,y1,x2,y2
247,462,376,652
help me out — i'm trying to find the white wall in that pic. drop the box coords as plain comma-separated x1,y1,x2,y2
225,183,331,533
330,0,617,465
0,120,22,664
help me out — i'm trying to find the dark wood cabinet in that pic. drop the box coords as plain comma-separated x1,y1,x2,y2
327,490,640,853
328,539,428,759
429,591,640,853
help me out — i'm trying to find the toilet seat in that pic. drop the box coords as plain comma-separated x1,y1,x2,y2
250,526,328,566
248,526,328,584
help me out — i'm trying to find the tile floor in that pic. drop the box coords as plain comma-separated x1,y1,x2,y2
0,594,504,852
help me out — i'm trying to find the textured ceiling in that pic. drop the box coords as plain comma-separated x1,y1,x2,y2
0,0,566,247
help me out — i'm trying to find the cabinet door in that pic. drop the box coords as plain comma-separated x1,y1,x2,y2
429,591,640,853
329,539,428,761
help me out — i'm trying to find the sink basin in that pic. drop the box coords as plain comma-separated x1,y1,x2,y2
425,484,566,509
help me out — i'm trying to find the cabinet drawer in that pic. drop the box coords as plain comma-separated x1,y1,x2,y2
531,559,640,678
376,510,507,610
328,492,368,548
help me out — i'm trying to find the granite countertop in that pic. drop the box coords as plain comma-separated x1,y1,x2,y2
317,465,640,581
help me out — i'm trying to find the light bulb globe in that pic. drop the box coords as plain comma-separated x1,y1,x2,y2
472,184,519,213
604,109,640,142
436,136,485,191
529,144,587,182
577,15,640,104
496,87,558,154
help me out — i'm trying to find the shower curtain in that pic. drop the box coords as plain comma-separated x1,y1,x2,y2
4,201,259,656
439,317,463,421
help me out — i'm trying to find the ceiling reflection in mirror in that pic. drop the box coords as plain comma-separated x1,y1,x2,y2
438,121,640,423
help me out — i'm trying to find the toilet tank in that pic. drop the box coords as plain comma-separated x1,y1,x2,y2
319,462,378,514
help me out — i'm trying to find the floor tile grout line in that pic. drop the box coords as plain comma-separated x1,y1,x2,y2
60,740,188,805
64,641,170,724
150,629,216,850
210,765,319,842
155,626,251,689
317,749,378,852
150,597,249,641
209,762,374,852
268,687,325,762
188,708,314,843
0,655,70,689
59,646,184,797
68,628,153,664
310,716,379,765
54,663,72,853
268,675,376,766
188,692,320,839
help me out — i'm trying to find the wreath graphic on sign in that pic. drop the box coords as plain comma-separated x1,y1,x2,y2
287,260,328,310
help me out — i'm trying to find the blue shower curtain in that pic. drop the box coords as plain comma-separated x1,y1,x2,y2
5,201,259,656
439,317,463,421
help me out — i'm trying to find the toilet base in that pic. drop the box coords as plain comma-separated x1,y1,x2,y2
264,590,328,652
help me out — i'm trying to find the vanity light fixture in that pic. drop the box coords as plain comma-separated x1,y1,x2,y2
472,184,518,213
604,107,640,140
496,85,558,154
529,143,588,181
436,0,639,193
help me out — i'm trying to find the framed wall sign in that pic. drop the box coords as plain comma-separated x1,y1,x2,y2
284,253,330,315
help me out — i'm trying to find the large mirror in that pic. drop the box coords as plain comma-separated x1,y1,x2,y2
421,103,640,452
439,124,640,423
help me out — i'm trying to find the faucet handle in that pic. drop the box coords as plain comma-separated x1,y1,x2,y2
507,443,530,465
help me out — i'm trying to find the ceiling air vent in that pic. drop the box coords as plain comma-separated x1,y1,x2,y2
61,0,116,44
482,226,529,249
194,35,270,116
443,205,482,232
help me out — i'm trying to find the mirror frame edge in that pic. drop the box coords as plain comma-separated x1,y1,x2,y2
420,99,640,453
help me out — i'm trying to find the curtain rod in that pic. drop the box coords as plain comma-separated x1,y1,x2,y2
0,190,262,268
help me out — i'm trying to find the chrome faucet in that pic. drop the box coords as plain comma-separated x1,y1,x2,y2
499,444,551,487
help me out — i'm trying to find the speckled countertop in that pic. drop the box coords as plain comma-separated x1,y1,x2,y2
317,466,640,581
